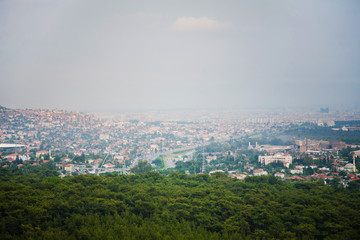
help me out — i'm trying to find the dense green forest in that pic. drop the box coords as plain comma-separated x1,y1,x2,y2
1,167,360,239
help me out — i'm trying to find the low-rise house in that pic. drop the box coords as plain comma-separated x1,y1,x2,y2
103,163,115,169
285,176,304,181
290,168,303,174
206,155,217,162
209,170,225,175
274,172,285,179
234,174,247,180
325,175,334,180
87,159,95,164
308,173,327,180
64,164,75,172
244,164,254,170
253,169,268,176
36,150,49,158
61,157,71,163
94,159,102,166
349,174,360,181
5,153,19,160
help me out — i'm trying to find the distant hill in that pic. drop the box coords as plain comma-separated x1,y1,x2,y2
335,120,360,128
0,105,7,110
284,124,360,145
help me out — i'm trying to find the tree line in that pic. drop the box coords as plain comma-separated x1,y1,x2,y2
0,167,360,239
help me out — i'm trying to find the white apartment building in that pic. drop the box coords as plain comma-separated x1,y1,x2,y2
258,153,293,168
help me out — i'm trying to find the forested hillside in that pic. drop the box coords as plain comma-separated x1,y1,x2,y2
284,124,360,144
1,167,360,239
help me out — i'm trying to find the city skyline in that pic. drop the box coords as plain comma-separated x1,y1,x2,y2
1,0,359,111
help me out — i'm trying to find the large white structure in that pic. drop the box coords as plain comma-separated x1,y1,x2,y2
0,143,25,150
248,142,292,153
258,153,293,168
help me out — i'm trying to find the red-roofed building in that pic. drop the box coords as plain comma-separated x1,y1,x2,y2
5,153,20,160
286,176,304,181
94,159,102,165
274,172,285,179
349,174,360,181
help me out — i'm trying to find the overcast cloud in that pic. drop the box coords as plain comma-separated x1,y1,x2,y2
173,17,229,31
1,0,359,111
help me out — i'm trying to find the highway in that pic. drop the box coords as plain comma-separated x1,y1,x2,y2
84,137,241,175
164,157,176,168
126,146,198,170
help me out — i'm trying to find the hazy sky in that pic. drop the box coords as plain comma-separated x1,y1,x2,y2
1,0,359,111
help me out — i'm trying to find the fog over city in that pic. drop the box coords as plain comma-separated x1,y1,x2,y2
1,0,359,111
